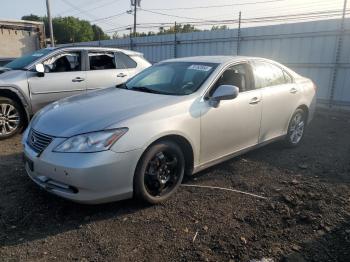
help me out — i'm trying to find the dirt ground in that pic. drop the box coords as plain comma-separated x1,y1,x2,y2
0,110,350,262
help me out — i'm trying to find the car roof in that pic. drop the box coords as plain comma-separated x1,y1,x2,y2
160,55,299,76
161,56,256,64
45,46,142,56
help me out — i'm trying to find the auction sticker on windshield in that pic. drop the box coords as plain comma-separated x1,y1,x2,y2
188,65,212,71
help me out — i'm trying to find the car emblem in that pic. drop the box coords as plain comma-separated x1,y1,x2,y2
31,134,36,144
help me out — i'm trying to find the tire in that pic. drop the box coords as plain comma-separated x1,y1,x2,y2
284,108,306,147
134,141,185,204
0,97,25,140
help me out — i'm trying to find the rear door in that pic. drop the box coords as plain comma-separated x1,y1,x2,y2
115,52,140,78
28,50,86,113
251,61,300,142
85,51,130,91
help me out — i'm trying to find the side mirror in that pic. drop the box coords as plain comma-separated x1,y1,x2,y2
35,63,45,77
209,85,239,108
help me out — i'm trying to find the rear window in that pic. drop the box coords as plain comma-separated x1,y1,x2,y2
88,52,116,70
116,52,137,68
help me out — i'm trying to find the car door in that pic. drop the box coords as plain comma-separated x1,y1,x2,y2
200,63,262,164
115,52,139,78
28,50,86,113
251,61,300,142
85,51,130,91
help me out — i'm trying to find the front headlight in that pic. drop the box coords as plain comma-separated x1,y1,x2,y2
53,128,128,153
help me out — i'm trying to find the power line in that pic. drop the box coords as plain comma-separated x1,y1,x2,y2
59,0,121,28
103,8,349,33
139,8,211,22
69,0,123,17
90,11,127,22
146,0,287,11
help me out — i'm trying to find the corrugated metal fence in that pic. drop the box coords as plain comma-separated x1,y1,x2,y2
66,18,350,107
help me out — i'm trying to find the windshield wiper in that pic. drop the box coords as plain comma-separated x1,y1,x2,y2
129,86,165,94
116,83,127,89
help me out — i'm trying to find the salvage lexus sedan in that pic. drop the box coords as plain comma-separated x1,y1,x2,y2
22,56,316,204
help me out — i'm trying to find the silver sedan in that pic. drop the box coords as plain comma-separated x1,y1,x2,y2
22,56,317,204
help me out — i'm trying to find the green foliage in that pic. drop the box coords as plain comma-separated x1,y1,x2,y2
158,24,200,35
22,14,42,22
92,25,110,41
21,14,110,44
211,25,229,31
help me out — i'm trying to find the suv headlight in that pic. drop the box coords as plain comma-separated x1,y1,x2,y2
53,128,128,153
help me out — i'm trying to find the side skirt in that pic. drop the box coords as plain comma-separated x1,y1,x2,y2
192,135,286,174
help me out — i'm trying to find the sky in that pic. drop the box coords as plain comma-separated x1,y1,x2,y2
0,0,346,36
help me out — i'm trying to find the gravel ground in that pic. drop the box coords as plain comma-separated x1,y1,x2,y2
0,110,350,262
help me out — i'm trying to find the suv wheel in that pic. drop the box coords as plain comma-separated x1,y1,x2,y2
0,97,24,140
134,141,185,204
284,108,306,147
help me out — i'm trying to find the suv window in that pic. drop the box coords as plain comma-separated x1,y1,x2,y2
115,52,137,68
252,61,288,88
210,63,253,96
89,52,116,70
42,52,81,73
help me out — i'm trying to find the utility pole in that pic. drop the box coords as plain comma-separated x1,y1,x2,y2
174,21,177,58
237,11,242,55
131,0,141,37
133,1,137,37
329,0,347,107
46,0,54,47
127,27,133,50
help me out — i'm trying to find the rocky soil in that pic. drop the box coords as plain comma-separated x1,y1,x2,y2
0,110,350,261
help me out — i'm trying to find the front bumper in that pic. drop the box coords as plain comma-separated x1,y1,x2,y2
22,135,143,204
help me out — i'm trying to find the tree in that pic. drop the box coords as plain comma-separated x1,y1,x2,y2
211,25,229,31
157,24,199,35
92,24,110,41
21,14,110,44
22,14,42,22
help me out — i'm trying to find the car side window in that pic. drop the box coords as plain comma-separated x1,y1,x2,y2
42,52,81,73
88,52,116,70
115,52,137,69
209,63,253,96
252,61,288,88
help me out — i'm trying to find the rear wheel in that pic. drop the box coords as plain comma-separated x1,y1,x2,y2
0,97,24,140
284,108,306,147
134,141,185,204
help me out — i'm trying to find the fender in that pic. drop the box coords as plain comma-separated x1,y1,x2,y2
0,85,32,122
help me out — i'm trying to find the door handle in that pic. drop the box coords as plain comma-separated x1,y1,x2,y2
117,73,127,78
290,87,298,94
249,97,261,104
72,77,85,82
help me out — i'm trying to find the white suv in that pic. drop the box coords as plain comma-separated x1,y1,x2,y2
0,46,151,139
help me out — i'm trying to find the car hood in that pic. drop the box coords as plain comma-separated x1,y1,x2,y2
0,69,22,80
31,87,185,137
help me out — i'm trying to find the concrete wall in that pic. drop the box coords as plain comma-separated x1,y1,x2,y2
0,19,45,58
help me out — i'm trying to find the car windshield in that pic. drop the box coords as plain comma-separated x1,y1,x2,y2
5,48,53,70
124,62,218,95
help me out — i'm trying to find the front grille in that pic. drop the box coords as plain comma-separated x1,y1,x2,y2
27,129,54,154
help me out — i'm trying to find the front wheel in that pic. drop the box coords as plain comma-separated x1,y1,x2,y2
0,97,24,140
284,108,306,147
134,141,185,204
